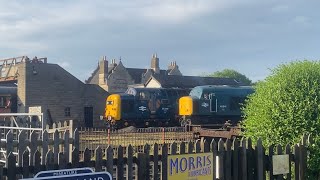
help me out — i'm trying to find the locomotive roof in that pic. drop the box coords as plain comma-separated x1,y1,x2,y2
194,85,253,90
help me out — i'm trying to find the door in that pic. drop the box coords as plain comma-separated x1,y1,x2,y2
84,107,93,127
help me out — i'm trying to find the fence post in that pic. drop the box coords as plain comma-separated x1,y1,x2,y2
95,146,103,172
34,150,42,174
218,139,225,180
153,143,159,180
7,152,16,180
210,139,217,180
232,138,239,180
106,146,113,176
161,144,168,180
18,130,27,166
22,150,30,178
241,138,247,180
127,145,134,180
138,153,148,180
107,128,110,145
268,145,274,180
117,145,124,180
162,127,165,144
42,130,49,165
256,138,264,180
225,139,232,180
285,144,292,180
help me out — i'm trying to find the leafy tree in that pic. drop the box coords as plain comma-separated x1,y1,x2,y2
242,60,320,178
206,69,252,85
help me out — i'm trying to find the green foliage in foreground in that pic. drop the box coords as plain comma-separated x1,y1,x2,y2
242,60,320,178
206,69,252,85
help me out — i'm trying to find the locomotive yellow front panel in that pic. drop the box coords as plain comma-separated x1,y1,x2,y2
179,96,193,116
105,94,121,121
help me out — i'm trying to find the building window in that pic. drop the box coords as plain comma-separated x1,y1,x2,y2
64,107,71,117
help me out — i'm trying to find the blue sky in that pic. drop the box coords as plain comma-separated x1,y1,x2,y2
1,0,320,82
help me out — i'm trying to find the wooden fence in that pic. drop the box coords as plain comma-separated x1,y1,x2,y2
0,134,311,180
79,126,194,152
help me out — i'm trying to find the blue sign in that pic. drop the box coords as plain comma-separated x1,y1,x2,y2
30,172,112,180
35,168,94,178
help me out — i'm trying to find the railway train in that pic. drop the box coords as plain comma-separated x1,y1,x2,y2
105,87,190,127
105,85,254,128
179,85,254,127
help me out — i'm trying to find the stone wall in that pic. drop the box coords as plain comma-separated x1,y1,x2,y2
16,62,108,128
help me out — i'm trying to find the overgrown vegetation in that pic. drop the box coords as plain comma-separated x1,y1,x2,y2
242,60,320,179
206,69,252,85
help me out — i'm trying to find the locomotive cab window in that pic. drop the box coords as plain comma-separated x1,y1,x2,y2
139,91,150,100
106,100,113,105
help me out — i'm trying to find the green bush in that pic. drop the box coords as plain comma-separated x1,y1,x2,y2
242,60,320,178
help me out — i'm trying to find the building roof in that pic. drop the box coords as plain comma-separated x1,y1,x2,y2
147,74,243,88
126,68,168,84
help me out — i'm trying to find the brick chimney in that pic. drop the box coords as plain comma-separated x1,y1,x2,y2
151,53,160,74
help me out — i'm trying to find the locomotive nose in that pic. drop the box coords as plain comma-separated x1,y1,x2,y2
179,96,193,116
105,94,121,121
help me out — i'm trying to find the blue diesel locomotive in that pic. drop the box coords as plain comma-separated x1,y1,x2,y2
105,87,189,127
179,85,254,126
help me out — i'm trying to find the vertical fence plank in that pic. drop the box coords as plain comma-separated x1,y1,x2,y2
58,152,67,169
42,130,49,165
7,153,16,180
127,145,133,180
30,131,38,166
218,139,225,180
299,144,306,180
211,139,217,180
293,144,299,180
256,138,264,180
22,150,30,178
53,130,59,164
64,130,70,163
180,142,185,154
144,144,151,180
95,146,102,172
285,144,291,180
188,141,193,154
6,130,13,162
18,130,27,166
0,164,3,180
241,138,247,180
117,145,124,180
74,128,79,151
268,145,274,180
232,138,239,180
225,139,232,180
247,138,254,180
72,148,79,168
153,143,159,180
161,144,168,180
46,150,55,171
83,148,91,168
138,153,148,180
195,139,201,153
170,142,177,155
276,144,283,180
34,150,42,175
106,145,114,175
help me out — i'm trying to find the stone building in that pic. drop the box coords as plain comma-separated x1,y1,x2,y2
0,56,108,128
87,54,243,91
86,54,183,93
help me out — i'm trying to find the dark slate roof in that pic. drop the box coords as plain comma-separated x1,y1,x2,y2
149,74,243,88
126,68,168,84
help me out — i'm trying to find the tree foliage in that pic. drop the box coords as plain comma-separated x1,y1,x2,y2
242,60,320,177
207,69,252,85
